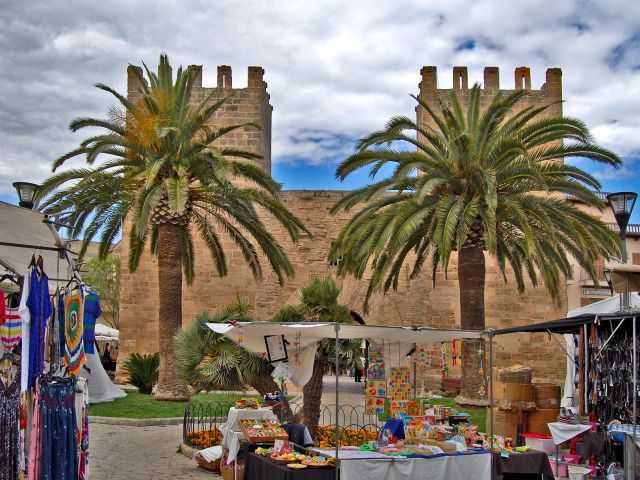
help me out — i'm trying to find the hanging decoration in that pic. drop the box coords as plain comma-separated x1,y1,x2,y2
64,291,85,375
236,325,244,346
390,367,412,400
440,342,448,392
292,332,301,367
452,340,457,366
477,345,486,398
366,340,386,414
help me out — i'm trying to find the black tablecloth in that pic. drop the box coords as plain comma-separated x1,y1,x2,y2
244,453,336,480
493,450,554,480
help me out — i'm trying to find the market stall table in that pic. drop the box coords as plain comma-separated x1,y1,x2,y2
244,453,336,480
219,407,277,463
338,451,492,480
493,450,554,479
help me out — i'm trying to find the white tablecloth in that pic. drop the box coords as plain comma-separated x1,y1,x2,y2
340,453,491,480
220,407,277,462
547,422,592,445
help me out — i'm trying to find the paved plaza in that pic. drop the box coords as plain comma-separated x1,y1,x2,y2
90,376,365,478
91,423,211,479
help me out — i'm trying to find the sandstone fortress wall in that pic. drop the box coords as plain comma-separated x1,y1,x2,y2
117,65,568,388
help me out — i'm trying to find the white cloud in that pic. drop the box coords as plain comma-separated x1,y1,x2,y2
1,0,640,193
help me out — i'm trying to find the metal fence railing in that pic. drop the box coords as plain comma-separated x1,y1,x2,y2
183,401,234,448
183,401,387,449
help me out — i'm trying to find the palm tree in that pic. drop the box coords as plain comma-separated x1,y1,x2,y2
38,54,309,401
174,297,294,420
330,85,621,401
271,277,362,438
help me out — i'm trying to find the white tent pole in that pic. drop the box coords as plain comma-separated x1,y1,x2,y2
583,324,588,414
633,316,637,479
334,323,340,480
489,332,495,479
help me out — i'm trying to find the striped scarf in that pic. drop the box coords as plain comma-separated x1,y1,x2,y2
1,306,23,351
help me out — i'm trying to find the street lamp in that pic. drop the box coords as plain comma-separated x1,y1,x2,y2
603,267,613,296
606,191,638,309
12,182,40,210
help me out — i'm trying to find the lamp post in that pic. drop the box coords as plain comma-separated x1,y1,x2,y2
606,191,638,309
12,182,40,210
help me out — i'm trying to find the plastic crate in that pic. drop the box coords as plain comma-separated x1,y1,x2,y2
520,433,556,455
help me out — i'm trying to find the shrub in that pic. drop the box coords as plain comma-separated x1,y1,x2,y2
123,352,159,394
186,429,223,449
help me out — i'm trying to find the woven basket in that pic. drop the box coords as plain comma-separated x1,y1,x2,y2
196,456,221,473
221,462,244,480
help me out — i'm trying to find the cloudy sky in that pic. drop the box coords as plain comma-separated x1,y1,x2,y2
1,0,639,221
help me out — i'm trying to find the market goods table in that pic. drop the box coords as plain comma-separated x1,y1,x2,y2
493,450,554,479
338,451,491,480
244,453,336,480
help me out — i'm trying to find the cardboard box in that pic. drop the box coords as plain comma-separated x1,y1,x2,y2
535,397,560,409
527,408,559,436
497,399,537,411
488,407,527,440
528,422,552,436
528,408,559,424
413,438,458,454
493,382,534,401
533,384,561,409
497,365,532,384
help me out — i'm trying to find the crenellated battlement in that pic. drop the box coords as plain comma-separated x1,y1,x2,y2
419,66,562,99
417,66,563,131
127,64,270,93
126,63,273,174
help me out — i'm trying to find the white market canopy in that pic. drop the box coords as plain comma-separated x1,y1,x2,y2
207,321,485,354
94,323,119,342
0,201,75,290
207,321,485,387
567,292,640,317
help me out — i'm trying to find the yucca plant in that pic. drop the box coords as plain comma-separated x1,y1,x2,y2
38,54,309,401
123,352,160,394
331,84,621,401
174,297,294,421
270,277,361,438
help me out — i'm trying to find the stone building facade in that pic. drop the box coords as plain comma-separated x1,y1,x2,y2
117,65,572,388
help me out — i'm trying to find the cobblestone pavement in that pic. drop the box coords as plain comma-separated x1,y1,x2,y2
91,423,212,479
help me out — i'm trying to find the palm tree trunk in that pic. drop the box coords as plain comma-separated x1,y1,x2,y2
457,245,487,404
249,374,294,422
155,223,190,401
302,354,328,440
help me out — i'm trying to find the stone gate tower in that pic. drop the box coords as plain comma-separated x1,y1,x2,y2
127,64,273,174
116,65,568,390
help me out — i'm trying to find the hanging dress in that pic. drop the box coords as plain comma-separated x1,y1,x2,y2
0,290,5,325
26,267,51,391
82,292,102,354
17,270,31,393
64,291,85,375
0,374,20,480
38,379,78,480
75,377,89,480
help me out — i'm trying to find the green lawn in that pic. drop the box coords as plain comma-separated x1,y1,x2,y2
423,397,486,431
90,391,252,419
